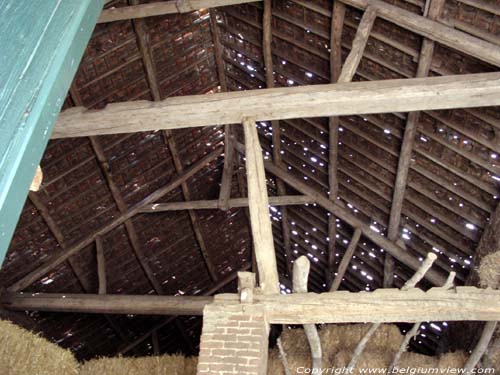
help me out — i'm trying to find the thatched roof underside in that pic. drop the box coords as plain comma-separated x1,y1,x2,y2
1,0,499,361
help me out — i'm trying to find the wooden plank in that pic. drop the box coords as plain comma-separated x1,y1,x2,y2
99,0,258,23
7,148,223,292
243,118,280,294
140,195,315,212
341,0,500,67
53,72,500,138
330,228,362,292
384,0,444,288
0,0,103,258
337,6,377,83
96,236,107,295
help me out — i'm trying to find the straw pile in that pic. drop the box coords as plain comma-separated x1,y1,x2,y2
268,324,467,375
80,354,197,375
479,251,500,289
0,319,79,375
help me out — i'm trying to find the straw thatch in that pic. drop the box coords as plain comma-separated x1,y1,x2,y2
268,324,467,375
479,251,500,289
0,319,79,375
79,354,193,375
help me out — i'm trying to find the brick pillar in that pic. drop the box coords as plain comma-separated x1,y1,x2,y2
197,303,269,375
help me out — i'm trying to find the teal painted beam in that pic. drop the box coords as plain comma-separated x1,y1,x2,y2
0,0,103,262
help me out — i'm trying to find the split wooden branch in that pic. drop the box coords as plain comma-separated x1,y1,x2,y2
464,321,499,374
389,271,456,371
293,256,322,371
277,337,292,375
348,252,438,369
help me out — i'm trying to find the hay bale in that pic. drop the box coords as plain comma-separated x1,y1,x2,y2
79,354,187,375
437,351,467,368
0,319,78,375
479,251,500,289
184,356,198,375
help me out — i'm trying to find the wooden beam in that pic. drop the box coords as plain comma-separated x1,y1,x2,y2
384,0,444,288
263,0,293,278
7,148,223,292
4,286,499,323
337,6,377,83
99,0,258,23
140,195,315,212
53,72,500,138
96,236,107,295
327,0,346,288
340,0,500,67
330,228,362,292
2,293,213,316
0,0,103,257
243,118,280,294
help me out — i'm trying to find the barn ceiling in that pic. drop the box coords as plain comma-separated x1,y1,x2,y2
1,0,499,361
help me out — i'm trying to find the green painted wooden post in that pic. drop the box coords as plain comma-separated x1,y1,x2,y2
0,0,103,262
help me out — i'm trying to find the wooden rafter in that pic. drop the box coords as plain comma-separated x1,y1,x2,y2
53,72,500,138
243,117,280,294
130,7,219,282
210,9,236,212
29,184,129,344
8,148,223,293
384,0,445,288
163,130,219,282
341,0,500,67
71,85,165,294
263,0,293,279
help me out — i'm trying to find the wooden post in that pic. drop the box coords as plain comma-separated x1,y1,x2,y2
0,0,103,258
243,118,280,295
96,236,107,295
327,0,346,288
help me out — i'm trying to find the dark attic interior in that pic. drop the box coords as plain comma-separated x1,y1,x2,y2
0,0,499,374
